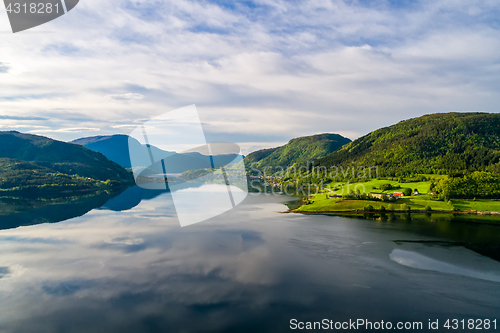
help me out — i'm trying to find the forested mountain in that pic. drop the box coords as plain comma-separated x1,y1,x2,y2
244,147,276,165
0,131,133,183
0,158,99,193
316,113,500,176
245,133,351,169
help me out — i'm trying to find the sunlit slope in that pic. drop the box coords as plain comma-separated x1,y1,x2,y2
317,113,500,176
245,133,351,169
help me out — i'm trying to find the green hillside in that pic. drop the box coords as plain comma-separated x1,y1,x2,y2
245,133,351,169
0,131,133,183
316,113,500,176
244,147,277,165
0,158,102,194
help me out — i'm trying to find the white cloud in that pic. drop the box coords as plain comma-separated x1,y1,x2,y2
0,0,498,147
111,124,139,129
108,93,145,101
29,127,101,133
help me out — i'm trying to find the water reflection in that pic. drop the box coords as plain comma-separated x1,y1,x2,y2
326,212,500,261
99,186,168,211
0,195,293,332
0,190,125,230
0,192,499,332
0,182,204,230
390,249,500,282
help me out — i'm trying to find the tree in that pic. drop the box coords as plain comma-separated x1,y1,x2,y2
424,205,432,211
400,203,410,211
380,183,393,191
364,204,374,212
430,181,436,191
401,188,412,196
388,204,395,211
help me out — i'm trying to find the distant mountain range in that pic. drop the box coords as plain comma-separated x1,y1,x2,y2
72,135,143,169
244,133,351,169
3,112,499,195
0,131,133,193
72,134,240,173
316,112,500,176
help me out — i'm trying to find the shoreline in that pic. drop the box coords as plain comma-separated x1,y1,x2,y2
292,209,500,216
0,182,133,198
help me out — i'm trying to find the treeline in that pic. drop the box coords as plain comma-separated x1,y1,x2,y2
434,171,500,199
0,158,121,195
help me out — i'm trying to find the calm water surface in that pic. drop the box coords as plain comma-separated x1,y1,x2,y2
0,187,499,332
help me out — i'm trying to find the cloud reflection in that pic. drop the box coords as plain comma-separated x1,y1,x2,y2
0,192,287,332
1,193,500,332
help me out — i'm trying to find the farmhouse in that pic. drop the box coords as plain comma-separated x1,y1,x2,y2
392,192,404,198
369,192,386,200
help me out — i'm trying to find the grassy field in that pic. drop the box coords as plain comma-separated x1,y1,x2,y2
451,199,500,212
297,195,454,212
296,176,500,213
325,178,433,196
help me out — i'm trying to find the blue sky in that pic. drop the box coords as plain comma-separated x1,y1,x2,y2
0,0,499,153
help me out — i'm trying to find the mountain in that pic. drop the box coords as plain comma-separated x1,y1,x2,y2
73,135,240,173
0,131,133,183
245,133,351,169
72,135,145,169
243,147,276,165
316,112,500,176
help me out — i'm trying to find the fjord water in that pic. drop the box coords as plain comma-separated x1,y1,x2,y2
0,187,499,332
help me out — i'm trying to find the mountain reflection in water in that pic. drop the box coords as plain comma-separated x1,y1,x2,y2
0,190,124,230
0,189,499,332
0,183,196,230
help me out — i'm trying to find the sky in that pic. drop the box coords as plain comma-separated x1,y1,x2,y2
0,0,499,154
